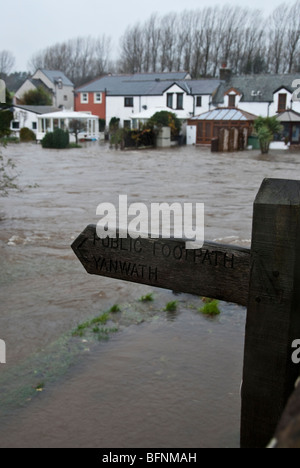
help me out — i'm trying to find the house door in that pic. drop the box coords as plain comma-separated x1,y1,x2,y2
197,122,212,144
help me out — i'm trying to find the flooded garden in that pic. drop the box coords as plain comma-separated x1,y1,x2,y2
0,142,300,447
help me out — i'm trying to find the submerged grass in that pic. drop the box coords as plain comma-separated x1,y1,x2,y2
164,301,178,312
0,292,213,415
139,293,154,303
72,312,111,337
199,299,221,316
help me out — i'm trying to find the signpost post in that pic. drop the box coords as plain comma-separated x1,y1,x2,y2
71,178,300,448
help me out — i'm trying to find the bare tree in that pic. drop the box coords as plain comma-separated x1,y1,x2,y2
94,35,112,76
284,1,300,73
159,13,178,72
119,24,145,73
267,4,289,74
0,50,15,76
28,35,112,87
27,2,300,84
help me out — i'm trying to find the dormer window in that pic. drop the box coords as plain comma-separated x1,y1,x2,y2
278,93,287,113
224,88,241,108
229,94,236,108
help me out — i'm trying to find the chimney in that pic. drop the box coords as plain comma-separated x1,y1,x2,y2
219,63,232,82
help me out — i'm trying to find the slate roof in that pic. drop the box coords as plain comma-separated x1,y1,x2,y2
213,74,299,104
276,109,300,122
76,74,221,97
13,105,60,114
29,78,51,93
38,69,74,87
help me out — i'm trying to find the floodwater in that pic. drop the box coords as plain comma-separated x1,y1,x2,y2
0,142,300,448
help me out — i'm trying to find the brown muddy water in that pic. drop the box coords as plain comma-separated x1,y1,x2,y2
0,142,300,448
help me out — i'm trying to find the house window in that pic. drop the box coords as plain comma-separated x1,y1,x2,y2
32,122,37,130
12,121,20,129
124,97,134,107
124,120,131,129
228,94,236,108
81,93,89,104
167,93,173,109
196,96,202,107
94,92,102,104
177,93,184,110
278,93,287,113
64,95,68,101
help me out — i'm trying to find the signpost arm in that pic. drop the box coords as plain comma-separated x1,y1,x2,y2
241,178,300,448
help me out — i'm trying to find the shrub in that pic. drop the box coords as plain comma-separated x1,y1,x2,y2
109,117,120,132
124,128,155,148
147,111,181,140
99,119,106,132
0,109,13,138
20,127,36,142
22,86,52,106
41,128,69,149
253,116,283,154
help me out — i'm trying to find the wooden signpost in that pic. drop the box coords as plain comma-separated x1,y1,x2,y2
71,178,300,448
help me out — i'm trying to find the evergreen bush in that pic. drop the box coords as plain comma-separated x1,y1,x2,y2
20,127,36,142
41,128,69,149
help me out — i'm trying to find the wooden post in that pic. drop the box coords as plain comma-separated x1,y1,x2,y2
241,179,300,448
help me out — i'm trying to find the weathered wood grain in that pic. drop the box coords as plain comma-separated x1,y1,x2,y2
71,225,250,306
241,178,300,448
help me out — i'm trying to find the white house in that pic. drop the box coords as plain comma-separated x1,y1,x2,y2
14,69,74,110
186,72,300,146
10,105,60,138
212,74,300,117
105,78,221,130
75,72,221,131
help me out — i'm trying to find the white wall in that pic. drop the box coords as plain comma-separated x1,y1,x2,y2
106,96,138,127
217,88,300,118
33,70,74,109
10,107,39,136
106,90,213,128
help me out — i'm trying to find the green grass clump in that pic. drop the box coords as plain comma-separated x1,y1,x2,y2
72,312,111,337
91,312,110,325
164,301,178,312
199,299,221,316
109,304,121,313
139,293,154,303
72,321,90,337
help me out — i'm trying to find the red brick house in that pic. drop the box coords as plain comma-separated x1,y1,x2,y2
74,86,106,120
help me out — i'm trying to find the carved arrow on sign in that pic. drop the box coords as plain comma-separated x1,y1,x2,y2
71,225,250,306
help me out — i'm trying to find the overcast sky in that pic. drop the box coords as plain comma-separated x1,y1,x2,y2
1,0,288,72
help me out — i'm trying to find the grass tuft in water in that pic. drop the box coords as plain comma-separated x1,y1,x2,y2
72,312,112,337
139,293,154,302
164,301,178,312
199,299,221,316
